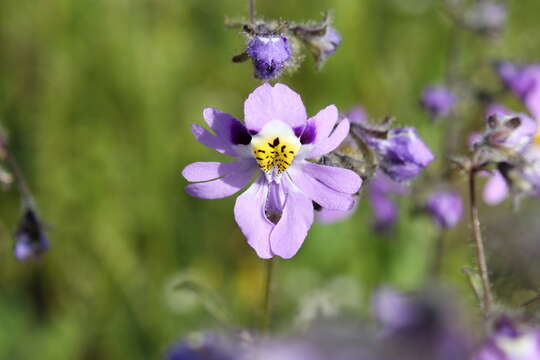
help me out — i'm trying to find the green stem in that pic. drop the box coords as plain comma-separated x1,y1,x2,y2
431,231,446,278
249,0,256,25
262,257,274,332
468,169,493,315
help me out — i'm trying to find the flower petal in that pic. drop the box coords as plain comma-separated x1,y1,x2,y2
288,168,355,211
483,172,509,205
308,105,338,144
301,162,362,194
185,168,255,199
182,159,255,182
191,124,237,157
315,204,356,224
307,119,350,158
244,83,307,132
270,181,313,259
234,178,273,259
203,108,251,145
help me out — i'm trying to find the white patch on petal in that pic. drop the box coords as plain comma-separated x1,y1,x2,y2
497,334,538,357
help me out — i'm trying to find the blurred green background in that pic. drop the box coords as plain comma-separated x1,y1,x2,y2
1,0,540,358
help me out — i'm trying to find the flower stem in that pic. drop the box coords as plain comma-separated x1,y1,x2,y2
249,0,256,25
261,257,274,332
468,169,493,315
0,131,34,207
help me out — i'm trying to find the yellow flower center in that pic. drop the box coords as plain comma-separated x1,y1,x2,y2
534,130,540,145
252,136,299,172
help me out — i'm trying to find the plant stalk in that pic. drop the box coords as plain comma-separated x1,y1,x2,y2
262,257,274,332
468,169,493,314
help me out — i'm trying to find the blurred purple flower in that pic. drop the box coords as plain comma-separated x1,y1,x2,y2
425,190,463,229
369,172,409,232
166,333,234,360
247,34,292,80
496,61,540,119
474,317,540,360
420,86,456,117
347,106,368,125
13,207,49,261
307,26,342,68
362,127,435,182
482,112,537,154
182,83,361,259
464,0,507,35
372,287,473,360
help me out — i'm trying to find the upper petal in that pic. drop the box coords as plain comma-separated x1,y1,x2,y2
244,83,307,133
182,159,255,182
203,108,251,145
234,177,274,259
307,119,350,159
270,179,313,259
288,168,355,211
191,124,237,157
305,105,338,144
301,162,362,194
185,168,255,199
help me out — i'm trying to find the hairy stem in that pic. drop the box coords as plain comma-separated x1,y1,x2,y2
262,257,274,332
468,169,493,314
0,132,34,207
249,0,256,25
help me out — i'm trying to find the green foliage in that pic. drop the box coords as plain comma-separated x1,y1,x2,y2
0,0,539,358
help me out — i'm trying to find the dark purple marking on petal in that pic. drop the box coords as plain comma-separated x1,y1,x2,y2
293,125,305,138
230,121,252,145
300,123,317,144
249,129,258,136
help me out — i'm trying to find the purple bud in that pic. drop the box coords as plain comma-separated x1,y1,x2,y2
369,172,409,232
464,0,507,35
347,106,368,125
13,208,49,261
247,35,292,80
309,26,342,67
364,127,435,182
425,190,463,229
420,86,456,117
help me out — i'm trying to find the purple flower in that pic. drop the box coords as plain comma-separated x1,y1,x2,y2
482,112,537,153
425,190,463,229
362,127,435,182
182,83,362,259
372,287,473,360
13,208,49,261
420,86,456,117
308,26,342,68
347,106,368,125
475,317,540,360
166,333,234,360
247,35,292,80
369,172,409,232
464,0,507,35
496,62,540,120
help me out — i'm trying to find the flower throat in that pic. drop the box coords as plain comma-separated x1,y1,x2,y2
253,136,299,172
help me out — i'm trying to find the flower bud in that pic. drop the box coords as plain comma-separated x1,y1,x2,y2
363,127,435,182
247,34,292,80
425,190,463,229
420,86,456,118
13,207,49,261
